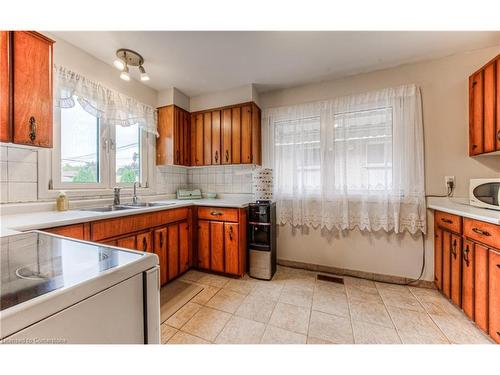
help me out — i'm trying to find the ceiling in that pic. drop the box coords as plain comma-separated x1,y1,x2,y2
52,31,500,97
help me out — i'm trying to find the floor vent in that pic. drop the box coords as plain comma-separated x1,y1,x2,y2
317,274,344,284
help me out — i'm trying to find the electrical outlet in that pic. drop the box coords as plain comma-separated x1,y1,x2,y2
445,176,455,190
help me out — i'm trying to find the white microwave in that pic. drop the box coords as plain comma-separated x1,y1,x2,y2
469,178,500,211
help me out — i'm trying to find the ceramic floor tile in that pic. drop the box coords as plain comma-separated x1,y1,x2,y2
215,316,266,344
344,276,376,288
352,320,401,344
283,277,316,292
430,313,493,344
279,286,313,308
198,274,231,288
224,278,257,295
308,310,354,344
261,325,307,344
191,285,221,305
181,306,232,342
418,296,464,318
387,305,449,344
165,302,203,329
235,294,277,323
269,302,310,335
408,286,444,302
346,284,383,303
312,290,350,318
379,290,425,312
161,324,178,344
206,288,246,313
315,279,346,295
349,300,393,328
179,270,207,283
168,331,211,344
250,282,284,301
306,336,333,344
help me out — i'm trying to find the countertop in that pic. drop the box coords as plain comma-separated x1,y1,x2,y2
427,196,500,225
0,197,252,237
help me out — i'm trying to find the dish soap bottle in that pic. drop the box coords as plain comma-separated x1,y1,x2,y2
56,191,69,211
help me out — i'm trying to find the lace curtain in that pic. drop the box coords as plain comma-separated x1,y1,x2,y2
262,84,426,234
54,65,158,136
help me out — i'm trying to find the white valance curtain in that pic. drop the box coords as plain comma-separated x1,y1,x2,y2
54,65,158,136
262,84,426,234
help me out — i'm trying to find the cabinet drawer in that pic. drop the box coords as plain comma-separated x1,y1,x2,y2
197,207,239,222
435,211,462,233
464,218,500,249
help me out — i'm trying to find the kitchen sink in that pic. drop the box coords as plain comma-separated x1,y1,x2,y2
120,202,177,208
78,205,139,212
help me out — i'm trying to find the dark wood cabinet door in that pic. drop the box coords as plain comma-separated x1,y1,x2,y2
203,112,212,165
497,60,500,151
450,234,462,306
197,220,210,270
224,222,240,275
136,232,152,252
469,70,483,155
231,106,241,164
183,111,191,165
211,110,221,164
179,221,189,274
156,106,173,165
0,31,10,142
442,230,452,299
168,224,179,280
190,113,197,166
12,31,53,148
117,235,137,250
474,243,489,333
462,239,475,320
251,103,262,165
222,108,232,164
174,107,181,165
153,228,168,285
434,226,443,290
488,249,500,343
241,105,252,164
195,113,204,166
483,62,496,153
210,221,225,273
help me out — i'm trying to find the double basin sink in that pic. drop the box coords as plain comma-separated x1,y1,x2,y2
78,202,176,212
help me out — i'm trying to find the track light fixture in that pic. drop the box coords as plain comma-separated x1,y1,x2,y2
114,49,149,82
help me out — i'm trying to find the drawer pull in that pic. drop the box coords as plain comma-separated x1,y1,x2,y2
225,150,229,162
497,130,500,141
29,116,37,142
229,225,233,241
451,239,458,258
472,228,490,236
142,237,147,251
462,245,470,266
497,264,500,269
210,211,223,216
214,150,219,163
441,218,453,224
159,232,163,248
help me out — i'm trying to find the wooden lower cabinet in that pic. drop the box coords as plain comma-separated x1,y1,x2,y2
224,223,240,275
116,235,137,250
434,226,443,290
210,221,225,273
179,222,190,273
461,239,475,320
43,223,88,240
489,249,500,344
153,228,168,285
475,243,489,333
442,230,452,299
450,234,462,306
198,220,211,270
136,232,152,253
168,224,179,280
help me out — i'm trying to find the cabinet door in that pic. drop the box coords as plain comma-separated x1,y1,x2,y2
442,230,452,299
483,62,496,153
168,224,179,280
174,107,182,165
251,103,262,165
179,221,189,274
469,70,483,155
197,220,210,270
450,234,462,306
224,222,240,275
136,232,152,252
222,108,232,164
117,235,137,250
488,249,500,343
497,60,500,151
211,110,221,164
462,239,474,320
12,32,53,148
474,243,489,333
183,111,191,165
0,31,10,142
190,113,197,166
210,221,225,273
241,105,252,164
434,226,443,290
153,228,168,285
44,224,85,240
195,113,204,166
203,112,212,165
231,106,241,164
156,106,174,165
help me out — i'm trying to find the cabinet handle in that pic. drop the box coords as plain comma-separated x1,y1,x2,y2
497,130,500,141
210,211,223,216
225,150,229,162
142,237,147,251
462,245,470,266
229,225,233,241
451,239,457,258
496,264,500,269
472,144,478,149
214,150,218,163
472,228,490,237
441,218,453,224
28,116,37,142
159,232,163,248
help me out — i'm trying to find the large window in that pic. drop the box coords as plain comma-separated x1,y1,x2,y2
52,96,148,190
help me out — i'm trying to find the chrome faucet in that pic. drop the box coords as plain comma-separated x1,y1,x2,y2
113,187,121,206
132,182,141,204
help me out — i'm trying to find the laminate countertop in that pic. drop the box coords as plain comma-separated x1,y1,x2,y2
427,196,500,225
0,198,252,238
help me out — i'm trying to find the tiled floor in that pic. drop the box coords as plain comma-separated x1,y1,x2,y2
161,266,493,344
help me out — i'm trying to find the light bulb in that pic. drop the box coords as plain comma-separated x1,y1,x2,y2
113,58,125,71
139,65,150,81
120,65,130,81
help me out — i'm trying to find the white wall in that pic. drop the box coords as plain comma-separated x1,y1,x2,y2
157,87,190,111
190,84,259,112
259,45,500,281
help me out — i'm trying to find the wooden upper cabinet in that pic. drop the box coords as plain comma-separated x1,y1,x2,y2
0,31,10,143
241,105,252,164
468,53,500,155
251,103,262,165
231,107,241,164
156,105,190,166
195,113,204,166
222,108,232,164
203,112,212,165
12,32,54,148
211,110,221,164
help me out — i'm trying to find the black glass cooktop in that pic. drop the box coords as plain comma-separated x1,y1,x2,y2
0,232,144,311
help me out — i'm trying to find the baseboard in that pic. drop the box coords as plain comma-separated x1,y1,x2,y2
277,258,435,289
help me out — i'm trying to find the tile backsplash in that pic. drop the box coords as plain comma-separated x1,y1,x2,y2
187,165,254,195
0,145,39,203
156,165,189,194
